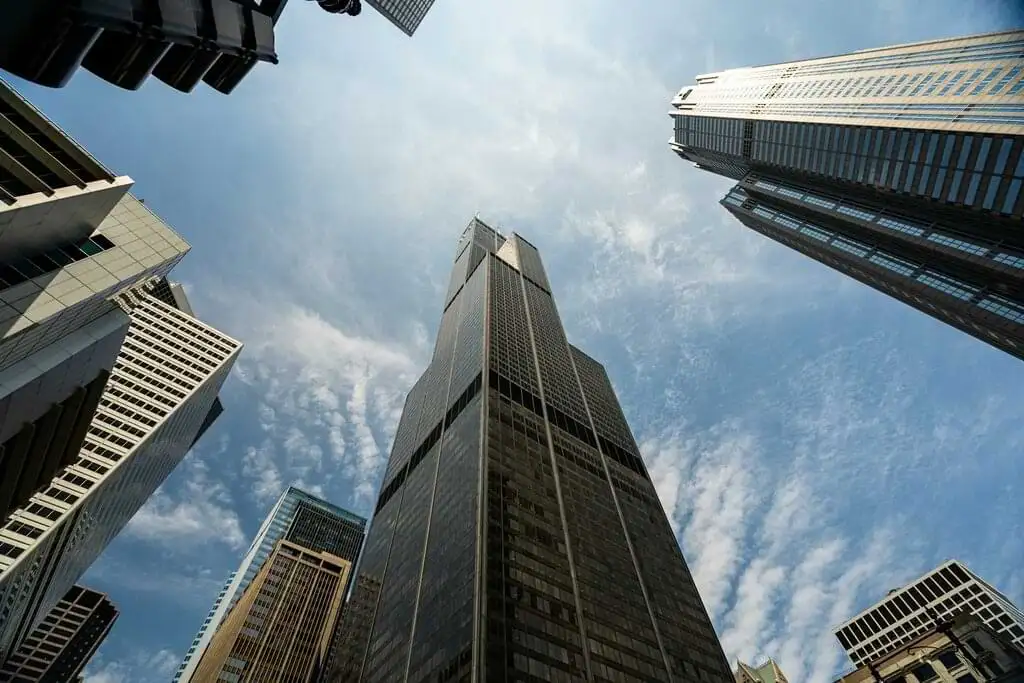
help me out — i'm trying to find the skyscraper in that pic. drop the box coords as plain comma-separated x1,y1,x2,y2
0,0,436,93
834,560,1024,669
0,73,239,663
0,584,117,682
175,486,367,683
323,218,730,682
0,289,242,661
190,540,352,683
0,77,188,528
669,30,1024,360
320,574,381,683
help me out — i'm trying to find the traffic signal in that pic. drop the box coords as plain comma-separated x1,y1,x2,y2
0,0,279,94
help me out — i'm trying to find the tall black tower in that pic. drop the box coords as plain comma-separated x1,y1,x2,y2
324,218,731,683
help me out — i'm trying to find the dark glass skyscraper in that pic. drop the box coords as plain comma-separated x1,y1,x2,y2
670,30,1024,360
324,218,730,683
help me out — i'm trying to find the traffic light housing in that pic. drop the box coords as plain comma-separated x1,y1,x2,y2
0,0,280,94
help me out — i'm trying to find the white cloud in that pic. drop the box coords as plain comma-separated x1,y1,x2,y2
645,416,918,680
126,439,245,550
202,300,427,510
242,439,285,504
83,648,179,683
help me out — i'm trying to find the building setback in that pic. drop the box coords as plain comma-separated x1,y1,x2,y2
0,290,242,661
669,30,1024,361
834,560,1024,669
0,584,117,682
190,540,352,683
175,487,366,683
323,218,731,682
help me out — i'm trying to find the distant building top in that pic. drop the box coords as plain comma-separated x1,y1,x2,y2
735,658,789,683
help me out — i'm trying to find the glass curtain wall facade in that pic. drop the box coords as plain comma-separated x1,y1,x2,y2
669,30,1024,360
323,218,730,683
175,487,366,683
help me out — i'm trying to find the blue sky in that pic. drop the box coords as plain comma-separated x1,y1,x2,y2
9,0,1023,681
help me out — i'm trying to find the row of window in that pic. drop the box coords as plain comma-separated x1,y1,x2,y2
708,64,1024,104
749,176,1024,268
732,192,1024,327
838,565,974,645
0,234,116,290
724,38,1024,83
690,99,1024,127
747,122,1023,214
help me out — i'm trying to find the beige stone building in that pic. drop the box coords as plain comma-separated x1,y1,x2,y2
836,612,1024,683
190,540,351,683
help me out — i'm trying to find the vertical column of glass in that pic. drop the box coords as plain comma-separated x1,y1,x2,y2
405,260,487,682
482,256,588,679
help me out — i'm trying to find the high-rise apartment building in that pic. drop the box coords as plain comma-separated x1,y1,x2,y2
0,75,239,661
0,77,193,528
834,560,1024,669
0,0,436,94
323,218,730,682
0,290,242,661
175,487,366,683
0,584,117,682
190,539,352,683
735,658,789,683
669,30,1024,360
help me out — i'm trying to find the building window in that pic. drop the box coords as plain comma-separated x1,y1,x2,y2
870,253,918,277
993,252,1024,269
978,295,1024,323
989,66,1020,94
912,663,938,682
926,233,988,256
936,650,961,670
837,204,875,222
916,271,977,301
0,234,116,290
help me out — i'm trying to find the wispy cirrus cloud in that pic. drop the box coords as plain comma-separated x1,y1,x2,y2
213,301,428,510
637,324,1021,680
